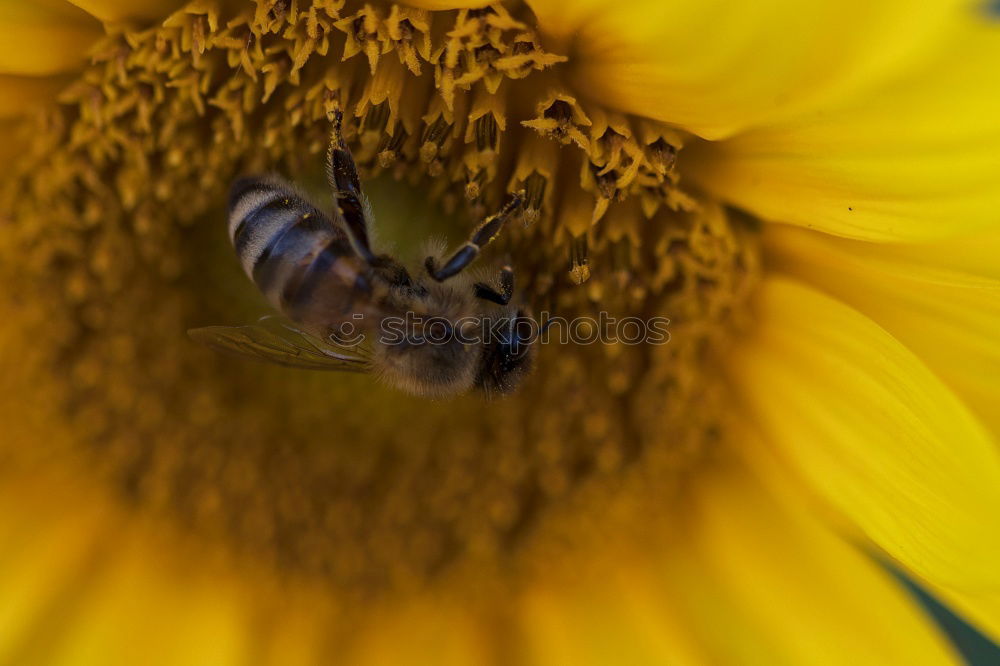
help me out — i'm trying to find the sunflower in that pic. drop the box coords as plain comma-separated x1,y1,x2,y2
2,0,999,663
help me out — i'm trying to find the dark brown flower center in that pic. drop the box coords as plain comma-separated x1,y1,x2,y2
0,0,760,596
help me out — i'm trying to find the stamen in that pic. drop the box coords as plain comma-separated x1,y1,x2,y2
635,119,684,176
569,233,591,285
462,89,506,200
384,6,431,75
335,6,382,74
521,172,547,224
287,6,332,74
419,116,450,167
522,91,592,150
254,0,292,34
355,57,408,159
376,121,407,168
508,132,558,225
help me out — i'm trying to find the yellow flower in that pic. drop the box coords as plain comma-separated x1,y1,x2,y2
1,0,999,663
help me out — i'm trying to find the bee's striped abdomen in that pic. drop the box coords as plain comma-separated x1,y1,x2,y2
228,177,358,316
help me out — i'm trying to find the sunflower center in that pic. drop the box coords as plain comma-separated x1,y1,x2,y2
1,0,760,595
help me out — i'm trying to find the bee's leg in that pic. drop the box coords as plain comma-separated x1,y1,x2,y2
327,109,376,264
426,192,524,282
474,264,514,305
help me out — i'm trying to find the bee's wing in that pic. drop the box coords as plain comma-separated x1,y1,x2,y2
188,315,372,372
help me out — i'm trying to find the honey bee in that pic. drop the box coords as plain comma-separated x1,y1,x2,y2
189,111,536,398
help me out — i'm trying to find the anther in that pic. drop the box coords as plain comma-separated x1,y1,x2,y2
475,114,499,153
420,116,451,163
377,122,408,167
569,234,591,285
363,101,391,134
647,138,678,174
591,164,619,200
522,172,547,225
465,169,488,200
544,100,573,124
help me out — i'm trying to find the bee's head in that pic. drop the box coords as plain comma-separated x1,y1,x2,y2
475,309,538,397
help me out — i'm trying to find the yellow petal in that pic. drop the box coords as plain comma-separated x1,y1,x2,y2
730,278,1000,604
526,0,964,140
0,0,102,76
0,486,111,662
520,568,704,666
47,561,248,666
765,224,1000,437
68,0,189,24
0,475,246,666
686,9,1000,241
658,460,961,665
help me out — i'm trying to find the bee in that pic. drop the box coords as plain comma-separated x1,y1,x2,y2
188,110,536,398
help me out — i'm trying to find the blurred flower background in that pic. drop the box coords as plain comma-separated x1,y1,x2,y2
1,0,999,664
